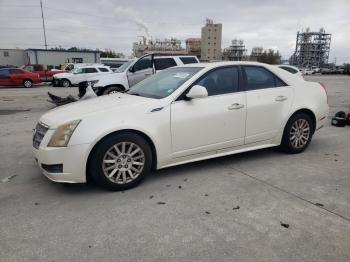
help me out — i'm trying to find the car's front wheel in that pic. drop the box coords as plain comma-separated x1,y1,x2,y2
280,113,313,154
23,79,33,88
88,133,152,190
61,79,71,87
103,86,124,95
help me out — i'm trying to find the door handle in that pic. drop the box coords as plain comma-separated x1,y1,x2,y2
275,95,288,102
228,103,244,110
144,73,153,76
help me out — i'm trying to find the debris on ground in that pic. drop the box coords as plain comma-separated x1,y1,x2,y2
204,194,209,197
1,174,17,183
149,195,154,199
315,203,324,207
157,202,166,205
280,222,290,228
205,211,211,214
183,178,188,182
178,185,182,189
34,202,40,206
232,205,240,210
166,185,171,187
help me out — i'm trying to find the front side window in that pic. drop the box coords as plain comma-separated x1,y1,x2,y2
83,68,98,73
244,66,286,90
154,58,177,70
133,56,152,72
127,67,202,99
9,69,23,75
196,67,239,96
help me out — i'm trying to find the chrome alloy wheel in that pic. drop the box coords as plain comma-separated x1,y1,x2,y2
290,119,310,149
102,142,145,184
24,80,32,88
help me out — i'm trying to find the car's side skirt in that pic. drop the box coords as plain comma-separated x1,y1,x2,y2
158,140,278,170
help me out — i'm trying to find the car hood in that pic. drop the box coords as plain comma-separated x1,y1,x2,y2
53,72,72,79
40,93,160,128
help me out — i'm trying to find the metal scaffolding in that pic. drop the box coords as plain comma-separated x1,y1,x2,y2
290,28,331,68
222,39,247,61
133,36,186,57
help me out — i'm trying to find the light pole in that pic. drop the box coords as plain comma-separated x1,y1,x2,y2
40,0,48,49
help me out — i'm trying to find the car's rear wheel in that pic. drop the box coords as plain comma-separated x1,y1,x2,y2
103,86,124,95
280,113,313,154
88,133,152,190
61,79,70,87
23,79,33,88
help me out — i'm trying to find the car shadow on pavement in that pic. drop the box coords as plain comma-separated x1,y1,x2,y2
45,147,281,194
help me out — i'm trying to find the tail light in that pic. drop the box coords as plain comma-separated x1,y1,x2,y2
319,82,328,104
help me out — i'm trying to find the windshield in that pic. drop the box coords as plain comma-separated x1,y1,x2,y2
115,60,134,73
71,68,82,74
126,67,203,99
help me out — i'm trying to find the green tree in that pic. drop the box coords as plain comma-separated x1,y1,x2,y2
100,49,125,58
257,49,281,64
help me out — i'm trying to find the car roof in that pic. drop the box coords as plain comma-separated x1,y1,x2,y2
179,61,273,68
175,61,304,86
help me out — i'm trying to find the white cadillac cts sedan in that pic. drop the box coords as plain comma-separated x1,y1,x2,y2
33,62,329,190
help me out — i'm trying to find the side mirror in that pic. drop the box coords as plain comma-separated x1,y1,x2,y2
129,66,135,73
185,85,208,100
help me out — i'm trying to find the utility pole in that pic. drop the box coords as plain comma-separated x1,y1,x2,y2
40,0,48,49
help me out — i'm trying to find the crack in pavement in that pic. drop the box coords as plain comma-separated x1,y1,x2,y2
223,164,350,222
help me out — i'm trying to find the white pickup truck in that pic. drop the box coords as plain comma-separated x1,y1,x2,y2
84,54,199,95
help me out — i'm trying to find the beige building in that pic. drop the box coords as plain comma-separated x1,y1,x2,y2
186,38,201,59
201,19,222,61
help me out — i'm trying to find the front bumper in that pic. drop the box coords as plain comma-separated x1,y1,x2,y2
33,142,90,183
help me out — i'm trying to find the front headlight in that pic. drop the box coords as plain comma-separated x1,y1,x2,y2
48,120,81,147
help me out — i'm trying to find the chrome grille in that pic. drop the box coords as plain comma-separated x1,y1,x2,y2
33,122,49,149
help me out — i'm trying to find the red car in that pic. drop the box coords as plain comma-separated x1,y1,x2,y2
0,68,41,87
22,64,66,82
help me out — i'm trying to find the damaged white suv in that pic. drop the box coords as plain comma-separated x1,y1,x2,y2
85,54,200,96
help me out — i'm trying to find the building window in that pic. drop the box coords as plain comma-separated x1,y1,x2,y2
72,58,83,63
214,37,216,39
214,43,216,45
4,51,9,57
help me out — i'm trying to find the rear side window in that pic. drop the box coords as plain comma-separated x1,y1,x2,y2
180,57,198,64
243,66,286,90
33,65,42,71
9,69,23,75
82,68,98,73
154,58,177,70
98,67,109,72
280,66,298,74
0,69,10,78
195,66,239,96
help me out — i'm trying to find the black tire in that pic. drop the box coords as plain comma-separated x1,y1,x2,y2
23,79,33,88
88,132,152,191
61,79,71,87
280,113,314,154
103,86,124,95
